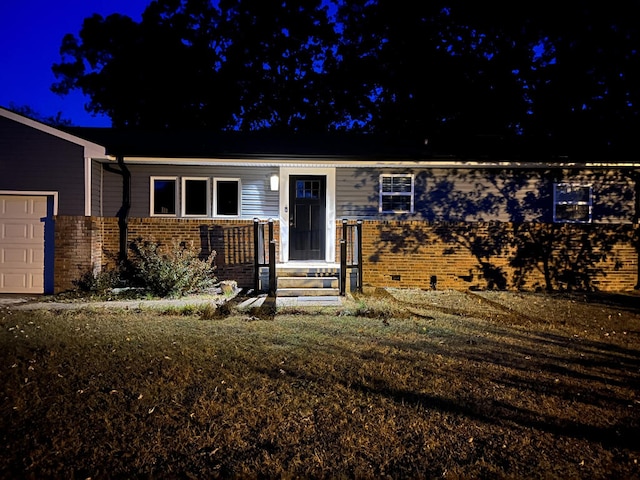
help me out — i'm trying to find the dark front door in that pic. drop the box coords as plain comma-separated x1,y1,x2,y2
289,175,326,260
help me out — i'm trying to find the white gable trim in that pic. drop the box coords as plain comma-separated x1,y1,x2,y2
0,107,106,158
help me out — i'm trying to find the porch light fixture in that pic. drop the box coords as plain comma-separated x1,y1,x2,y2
270,174,279,191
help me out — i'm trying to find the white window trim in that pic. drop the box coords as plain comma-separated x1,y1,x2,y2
379,173,415,214
213,177,241,217
181,177,211,217
553,182,593,223
150,176,178,217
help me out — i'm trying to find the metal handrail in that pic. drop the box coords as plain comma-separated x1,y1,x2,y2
339,219,363,295
253,218,277,295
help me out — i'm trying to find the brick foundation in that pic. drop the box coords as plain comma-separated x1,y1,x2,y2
54,216,639,293
353,220,638,292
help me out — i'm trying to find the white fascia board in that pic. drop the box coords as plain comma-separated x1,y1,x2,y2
0,107,106,157
84,157,92,216
114,156,640,169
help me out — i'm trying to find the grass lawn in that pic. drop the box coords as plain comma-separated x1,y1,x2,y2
1,290,639,479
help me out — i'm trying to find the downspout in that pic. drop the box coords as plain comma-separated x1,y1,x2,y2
104,155,131,263
635,169,640,289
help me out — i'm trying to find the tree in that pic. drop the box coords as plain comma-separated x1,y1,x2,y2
8,103,72,127
52,0,336,130
333,0,640,152
333,1,530,138
52,0,640,152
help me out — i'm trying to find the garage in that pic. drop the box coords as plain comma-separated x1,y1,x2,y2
0,194,51,294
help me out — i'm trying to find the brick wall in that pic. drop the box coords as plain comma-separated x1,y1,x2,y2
104,218,277,288
54,217,280,292
54,216,103,293
55,216,638,293
345,220,638,292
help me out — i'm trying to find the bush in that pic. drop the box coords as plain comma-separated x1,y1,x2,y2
126,238,217,298
73,268,122,294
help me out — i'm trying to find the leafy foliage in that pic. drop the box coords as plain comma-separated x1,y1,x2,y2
72,267,123,295
51,0,640,153
7,103,72,127
52,0,336,131
126,238,217,298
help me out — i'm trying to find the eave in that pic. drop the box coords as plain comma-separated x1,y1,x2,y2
101,155,640,169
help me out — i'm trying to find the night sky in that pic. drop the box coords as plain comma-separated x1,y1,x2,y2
0,0,152,126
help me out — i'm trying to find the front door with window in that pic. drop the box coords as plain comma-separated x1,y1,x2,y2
289,175,326,260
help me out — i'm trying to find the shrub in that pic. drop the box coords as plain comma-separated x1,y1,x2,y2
73,268,122,295
126,238,217,298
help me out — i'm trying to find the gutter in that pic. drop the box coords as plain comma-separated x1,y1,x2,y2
113,156,640,169
634,169,640,290
103,155,131,262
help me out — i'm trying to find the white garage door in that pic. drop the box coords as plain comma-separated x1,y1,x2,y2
0,195,48,294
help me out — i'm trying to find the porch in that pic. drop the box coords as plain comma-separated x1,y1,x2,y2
253,219,363,298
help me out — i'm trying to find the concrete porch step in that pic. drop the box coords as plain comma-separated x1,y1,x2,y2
260,264,342,297
276,267,340,278
277,287,341,297
277,276,339,289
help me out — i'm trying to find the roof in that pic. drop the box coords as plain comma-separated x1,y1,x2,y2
64,127,436,160
0,107,106,158
64,127,639,164
2,104,636,164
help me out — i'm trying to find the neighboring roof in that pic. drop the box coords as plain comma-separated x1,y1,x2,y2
65,127,639,164
0,107,106,158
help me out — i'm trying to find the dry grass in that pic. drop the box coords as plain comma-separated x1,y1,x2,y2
1,290,639,479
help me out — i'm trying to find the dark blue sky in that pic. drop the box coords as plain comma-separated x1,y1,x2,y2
0,0,152,126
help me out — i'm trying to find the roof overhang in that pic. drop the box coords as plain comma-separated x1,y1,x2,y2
0,107,106,158
102,155,640,169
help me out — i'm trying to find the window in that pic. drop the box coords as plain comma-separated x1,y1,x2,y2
296,179,320,199
182,178,210,216
379,173,414,213
214,178,240,216
553,183,592,223
151,176,242,218
151,177,177,216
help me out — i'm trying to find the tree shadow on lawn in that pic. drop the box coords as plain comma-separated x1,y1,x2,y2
381,288,640,389
244,294,278,320
376,319,640,398
347,381,640,451
257,343,639,453
579,291,640,314
256,314,640,454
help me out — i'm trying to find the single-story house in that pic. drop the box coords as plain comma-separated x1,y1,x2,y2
1,106,638,295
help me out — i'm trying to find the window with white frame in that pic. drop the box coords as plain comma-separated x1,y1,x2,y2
151,177,177,216
214,178,241,216
553,183,593,223
379,173,414,213
182,177,210,216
